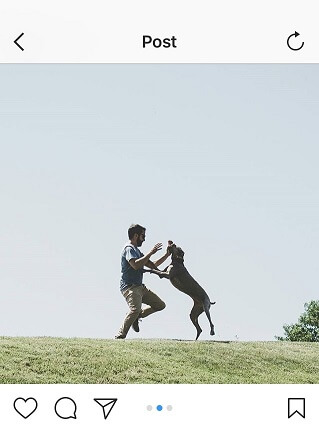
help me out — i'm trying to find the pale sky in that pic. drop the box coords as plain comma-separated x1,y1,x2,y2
0,64,318,341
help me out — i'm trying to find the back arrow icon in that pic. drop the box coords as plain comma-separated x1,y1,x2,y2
14,33,24,51
287,31,304,51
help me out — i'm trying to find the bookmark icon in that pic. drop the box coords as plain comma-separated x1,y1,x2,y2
94,398,117,419
288,398,305,419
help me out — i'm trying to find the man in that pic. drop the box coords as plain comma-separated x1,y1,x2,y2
115,224,172,339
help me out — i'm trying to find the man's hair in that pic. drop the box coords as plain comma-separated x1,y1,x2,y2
128,224,146,240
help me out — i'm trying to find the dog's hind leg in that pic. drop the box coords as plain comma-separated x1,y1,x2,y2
190,301,204,340
203,300,215,336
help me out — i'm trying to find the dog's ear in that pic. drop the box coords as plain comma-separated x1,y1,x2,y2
177,247,184,258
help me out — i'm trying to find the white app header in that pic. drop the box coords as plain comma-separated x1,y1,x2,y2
0,0,317,62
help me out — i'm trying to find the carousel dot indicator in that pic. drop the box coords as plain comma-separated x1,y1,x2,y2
167,405,173,411
146,405,153,411
156,405,163,411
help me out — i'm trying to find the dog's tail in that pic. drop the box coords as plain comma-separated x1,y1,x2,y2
211,301,216,305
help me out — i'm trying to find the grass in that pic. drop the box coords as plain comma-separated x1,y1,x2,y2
0,337,318,384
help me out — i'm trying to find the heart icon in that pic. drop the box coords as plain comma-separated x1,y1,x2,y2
13,397,38,419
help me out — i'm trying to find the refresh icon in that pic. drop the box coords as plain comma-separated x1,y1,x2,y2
287,31,304,51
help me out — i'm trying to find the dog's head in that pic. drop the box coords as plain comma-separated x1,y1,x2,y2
168,243,185,262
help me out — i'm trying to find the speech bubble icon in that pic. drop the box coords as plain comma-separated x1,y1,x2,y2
54,397,77,419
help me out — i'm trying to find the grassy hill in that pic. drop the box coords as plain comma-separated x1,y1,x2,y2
0,337,318,384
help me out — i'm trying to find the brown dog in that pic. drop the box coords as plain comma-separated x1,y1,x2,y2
146,243,215,340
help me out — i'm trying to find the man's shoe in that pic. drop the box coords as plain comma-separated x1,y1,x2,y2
115,334,125,339
132,318,141,332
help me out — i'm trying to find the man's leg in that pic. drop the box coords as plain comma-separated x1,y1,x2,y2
116,286,143,338
139,285,166,318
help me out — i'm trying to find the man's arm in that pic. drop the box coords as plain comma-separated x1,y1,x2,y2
144,260,159,270
145,241,173,269
129,243,162,270
153,250,171,267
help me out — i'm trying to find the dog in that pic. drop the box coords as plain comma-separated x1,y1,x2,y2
146,243,215,340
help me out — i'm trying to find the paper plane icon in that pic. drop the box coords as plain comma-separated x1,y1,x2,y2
94,398,117,419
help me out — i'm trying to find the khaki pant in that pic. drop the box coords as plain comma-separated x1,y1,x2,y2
117,284,165,338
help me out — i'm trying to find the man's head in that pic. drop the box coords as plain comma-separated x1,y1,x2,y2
128,224,146,247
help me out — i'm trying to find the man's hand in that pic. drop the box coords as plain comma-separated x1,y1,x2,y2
148,243,162,256
130,243,163,270
167,240,174,255
148,241,174,268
